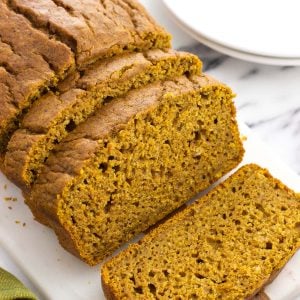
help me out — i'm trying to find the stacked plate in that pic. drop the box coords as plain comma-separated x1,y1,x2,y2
162,0,300,65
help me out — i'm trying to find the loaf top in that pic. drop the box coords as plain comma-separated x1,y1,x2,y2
101,164,300,299
0,1,74,145
9,0,171,66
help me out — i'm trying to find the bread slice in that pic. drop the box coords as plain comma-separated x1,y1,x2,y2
9,0,171,67
4,50,202,188
0,1,74,152
101,164,300,299
0,0,170,152
27,74,244,265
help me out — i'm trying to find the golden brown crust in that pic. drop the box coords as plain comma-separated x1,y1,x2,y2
252,292,270,300
9,0,171,66
101,275,118,300
246,267,281,300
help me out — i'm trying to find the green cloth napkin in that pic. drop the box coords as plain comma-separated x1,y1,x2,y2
0,267,37,300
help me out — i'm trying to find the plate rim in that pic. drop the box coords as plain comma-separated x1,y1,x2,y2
162,0,300,64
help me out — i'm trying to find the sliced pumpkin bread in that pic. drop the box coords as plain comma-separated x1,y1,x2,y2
4,50,202,188
27,74,244,265
0,0,170,152
102,164,300,300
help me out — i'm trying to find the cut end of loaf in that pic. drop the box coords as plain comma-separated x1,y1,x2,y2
101,164,300,299
35,76,245,265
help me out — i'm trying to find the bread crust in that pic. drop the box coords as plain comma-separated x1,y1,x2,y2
9,0,171,66
101,275,118,300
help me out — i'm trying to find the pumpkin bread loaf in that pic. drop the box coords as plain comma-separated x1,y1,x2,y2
4,50,202,188
101,164,300,300
27,74,244,265
0,0,170,152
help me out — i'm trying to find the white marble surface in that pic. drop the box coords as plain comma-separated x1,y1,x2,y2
1,0,300,298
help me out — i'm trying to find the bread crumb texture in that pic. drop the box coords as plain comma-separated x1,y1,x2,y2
28,75,244,265
102,164,300,300
4,50,201,188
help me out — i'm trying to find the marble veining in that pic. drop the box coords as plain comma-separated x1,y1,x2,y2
181,44,300,174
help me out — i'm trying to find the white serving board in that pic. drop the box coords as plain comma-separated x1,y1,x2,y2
0,122,299,300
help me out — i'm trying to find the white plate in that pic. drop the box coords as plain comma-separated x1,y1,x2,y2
177,30,300,66
162,0,300,65
0,122,299,300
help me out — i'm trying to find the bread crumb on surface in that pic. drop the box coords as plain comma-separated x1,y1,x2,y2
3,184,7,190
15,220,20,224
241,135,247,141
23,222,26,227
8,206,12,210
4,197,17,202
